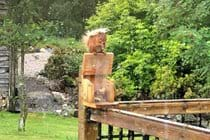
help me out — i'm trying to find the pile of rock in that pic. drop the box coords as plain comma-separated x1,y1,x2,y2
26,76,78,117
14,49,79,117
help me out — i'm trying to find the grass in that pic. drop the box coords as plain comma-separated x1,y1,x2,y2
0,111,157,140
0,111,78,140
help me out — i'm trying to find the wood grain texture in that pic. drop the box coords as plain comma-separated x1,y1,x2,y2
91,109,210,140
82,53,113,76
81,53,115,103
85,99,210,115
78,72,98,140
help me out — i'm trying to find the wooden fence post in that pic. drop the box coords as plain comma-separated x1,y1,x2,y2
78,53,114,140
78,71,98,140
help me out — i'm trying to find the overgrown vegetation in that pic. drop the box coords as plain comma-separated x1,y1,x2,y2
0,20,46,131
4,0,100,87
1,0,209,102
7,0,107,38
0,0,209,137
42,37,85,86
87,0,210,100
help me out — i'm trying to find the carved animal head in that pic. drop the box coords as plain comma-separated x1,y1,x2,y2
83,28,109,53
88,32,106,51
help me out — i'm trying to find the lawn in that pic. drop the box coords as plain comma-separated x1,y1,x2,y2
0,111,157,140
0,111,78,140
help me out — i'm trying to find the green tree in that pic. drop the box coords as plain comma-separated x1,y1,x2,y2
44,38,85,83
7,0,107,38
153,0,210,98
0,20,44,131
87,0,210,100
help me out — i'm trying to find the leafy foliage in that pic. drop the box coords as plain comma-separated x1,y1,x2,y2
44,38,85,83
0,20,44,49
0,19,47,131
7,0,107,38
87,0,210,100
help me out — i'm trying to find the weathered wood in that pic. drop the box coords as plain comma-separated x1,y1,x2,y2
81,53,115,103
82,53,113,75
83,101,119,108
0,0,7,15
85,99,210,115
0,79,9,84
0,46,9,96
79,52,210,140
0,61,9,66
0,87,8,92
0,51,9,56
0,0,6,5
0,11,6,15
0,68,8,74
0,65,9,68
0,73,9,78
78,72,98,140
0,46,8,51
91,109,210,140
118,99,210,115
0,56,9,61
0,83,8,87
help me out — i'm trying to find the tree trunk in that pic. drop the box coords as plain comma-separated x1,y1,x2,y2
8,46,17,112
18,47,28,131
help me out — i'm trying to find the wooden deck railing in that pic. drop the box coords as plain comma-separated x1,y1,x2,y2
78,52,210,140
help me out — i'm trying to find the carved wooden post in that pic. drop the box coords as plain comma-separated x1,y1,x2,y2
78,53,115,140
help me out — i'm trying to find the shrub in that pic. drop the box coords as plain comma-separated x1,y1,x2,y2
44,38,86,86
86,0,210,100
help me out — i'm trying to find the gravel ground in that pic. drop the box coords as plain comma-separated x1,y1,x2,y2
23,51,52,94
23,52,52,77
22,51,77,114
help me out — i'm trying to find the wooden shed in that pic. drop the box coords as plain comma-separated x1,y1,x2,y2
0,0,15,111
0,0,8,97
0,46,9,97
0,0,7,16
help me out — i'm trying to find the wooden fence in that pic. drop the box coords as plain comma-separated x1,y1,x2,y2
78,53,210,140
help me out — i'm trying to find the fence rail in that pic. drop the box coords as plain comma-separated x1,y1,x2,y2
90,108,210,140
78,53,210,140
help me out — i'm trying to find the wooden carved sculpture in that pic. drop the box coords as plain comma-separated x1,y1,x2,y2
81,29,114,104
83,28,108,54
81,53,115,104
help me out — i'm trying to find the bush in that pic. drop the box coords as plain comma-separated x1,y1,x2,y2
43,38,86,86
86,0,210,100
